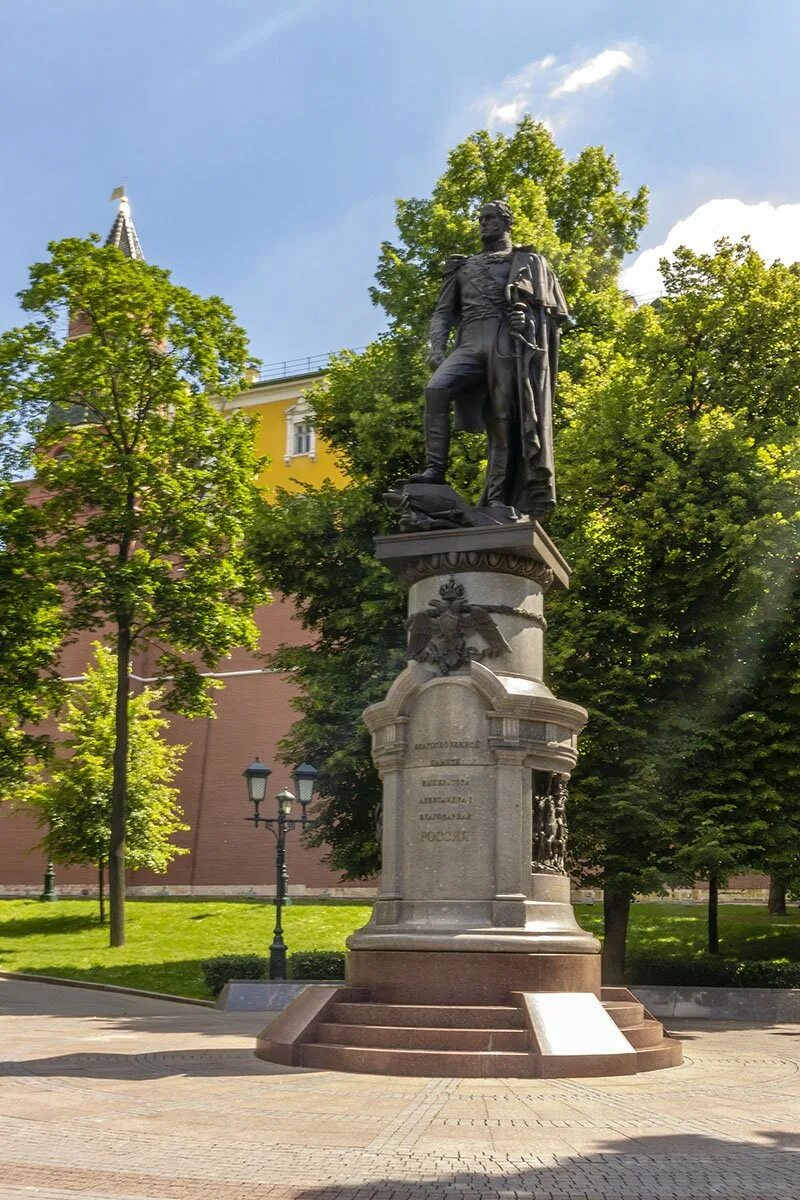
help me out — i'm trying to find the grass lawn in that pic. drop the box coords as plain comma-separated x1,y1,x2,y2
1,898,798,999
577,901,800,964
0,899,371,999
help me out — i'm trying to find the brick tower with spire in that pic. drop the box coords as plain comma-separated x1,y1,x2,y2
52,190,147,425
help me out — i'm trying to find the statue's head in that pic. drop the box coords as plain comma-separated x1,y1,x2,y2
478,200,513,244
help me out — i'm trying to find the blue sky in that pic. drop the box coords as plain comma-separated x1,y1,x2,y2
1,1,799,366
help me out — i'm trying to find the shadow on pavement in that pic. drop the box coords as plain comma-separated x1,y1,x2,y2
286,1130,800,1199
667,1015,800,1034
0,1047,305,1079
0,974,272,1038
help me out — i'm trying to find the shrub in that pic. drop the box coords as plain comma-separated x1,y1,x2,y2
628,957,736,987
628,957,800,989
201,953,267,997
735,960,800,989
288,950,345,980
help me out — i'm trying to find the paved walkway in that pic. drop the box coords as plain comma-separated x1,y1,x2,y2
0,977,798,1200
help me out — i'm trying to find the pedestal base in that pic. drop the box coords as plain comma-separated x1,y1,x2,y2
254,980,683,1077
348,874,601,956
254,525,682,1077
345,948,600,1005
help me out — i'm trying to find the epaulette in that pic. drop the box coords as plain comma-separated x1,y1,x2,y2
442,254,468,275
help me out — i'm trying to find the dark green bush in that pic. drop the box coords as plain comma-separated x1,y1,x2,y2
628,957,800,989
288,950,345,980
628,957,736,987
735,960,800,988
201,953,267,996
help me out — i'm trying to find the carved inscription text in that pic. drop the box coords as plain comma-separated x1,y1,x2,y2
416,770,473,844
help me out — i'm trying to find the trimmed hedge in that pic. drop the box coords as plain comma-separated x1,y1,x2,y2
628,957,800,989
288,950,345,980
201,954,267,997
200,951,345,994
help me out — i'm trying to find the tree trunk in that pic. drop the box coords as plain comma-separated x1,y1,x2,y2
109,623,130,947
768,875,788,916
98,858,106,924
602,890,631,984
707,869,719,954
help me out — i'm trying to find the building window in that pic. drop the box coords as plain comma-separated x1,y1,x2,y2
293,421,313,456
284,401,316,463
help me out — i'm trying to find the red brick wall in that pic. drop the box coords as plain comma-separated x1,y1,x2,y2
0,596,360,893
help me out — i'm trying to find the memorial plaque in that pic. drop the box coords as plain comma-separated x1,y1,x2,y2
403,682,494,899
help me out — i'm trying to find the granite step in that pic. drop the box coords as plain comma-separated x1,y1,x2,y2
313,1022,529,1052
601,1000,645,1028
303,1042,534,1077
328,1002,525,1029
601,988,683,1068
601,986,635,1001
618,1019,667,1049
631,1038,684,1071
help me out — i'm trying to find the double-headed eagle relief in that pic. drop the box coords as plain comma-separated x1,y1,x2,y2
406,577,510,675
386,200,572,532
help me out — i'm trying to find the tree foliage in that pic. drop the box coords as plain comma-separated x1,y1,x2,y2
547,240,800,968
0,395,63,799
0,484,63,799
28,643,188,918
0,235,269,942
0,236,267,714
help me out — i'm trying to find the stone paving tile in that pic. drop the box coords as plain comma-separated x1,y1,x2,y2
1,978,799,1200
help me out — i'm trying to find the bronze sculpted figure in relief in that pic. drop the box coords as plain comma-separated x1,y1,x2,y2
532,772,568,874
388,200,572,531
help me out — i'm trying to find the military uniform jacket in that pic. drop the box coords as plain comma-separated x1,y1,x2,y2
430,245,570,515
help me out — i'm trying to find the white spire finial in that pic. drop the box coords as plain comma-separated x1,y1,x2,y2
110,185,130,219
105,185,143,259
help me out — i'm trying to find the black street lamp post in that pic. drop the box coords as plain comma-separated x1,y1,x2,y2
40,825,58,902
243,758,319,980
40,859,58,902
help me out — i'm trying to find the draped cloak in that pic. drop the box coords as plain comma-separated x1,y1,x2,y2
430,246,570,517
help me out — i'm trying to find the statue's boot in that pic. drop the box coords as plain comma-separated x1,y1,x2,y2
483,415,513,507
408,388,450,484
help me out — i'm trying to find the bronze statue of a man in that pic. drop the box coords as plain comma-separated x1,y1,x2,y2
410,200,571,519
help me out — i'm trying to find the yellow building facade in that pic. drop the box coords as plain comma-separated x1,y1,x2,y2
222,368,349,494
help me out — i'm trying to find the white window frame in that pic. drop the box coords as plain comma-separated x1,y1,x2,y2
284,399,317,464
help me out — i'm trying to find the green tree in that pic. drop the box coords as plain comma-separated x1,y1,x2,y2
648,243,800,953
253,118,648,881
29,643,188,921
548,240,800,975
756,597,800,915
0,236,268,945
0,486,63,800
0,396,63,800
666,568,800,943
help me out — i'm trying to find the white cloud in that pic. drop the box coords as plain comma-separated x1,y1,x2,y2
550,48,634,98
481,47,638,129
483,56,557,127
621,198,800,300
490,101,526,125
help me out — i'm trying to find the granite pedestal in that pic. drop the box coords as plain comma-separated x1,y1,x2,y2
256,523,681,1076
